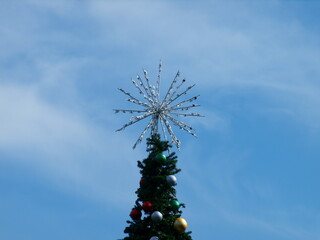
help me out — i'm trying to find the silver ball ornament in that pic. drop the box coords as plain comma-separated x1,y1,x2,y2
151,211,163,222
166,175,177,186
150,237,159,240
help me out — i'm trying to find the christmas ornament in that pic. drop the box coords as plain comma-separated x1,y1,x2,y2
142,201,153,212
170,199,180,210
151,211,163,222
166,175,177,186
150,237,159,240
174,217,188,232
129,208,141,220
139,178,143,186
114,61,203,150
155,152,166,162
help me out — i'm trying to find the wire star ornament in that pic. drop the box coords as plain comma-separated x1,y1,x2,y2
114,62,204,150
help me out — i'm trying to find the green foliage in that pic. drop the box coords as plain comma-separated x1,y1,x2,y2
121,134,192,240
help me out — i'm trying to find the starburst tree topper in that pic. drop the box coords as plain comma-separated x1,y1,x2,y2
114,62,203,150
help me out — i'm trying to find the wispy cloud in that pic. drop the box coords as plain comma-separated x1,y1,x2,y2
85,0,320,131
0,82,142,207
180,147,320,239
0,1,319,239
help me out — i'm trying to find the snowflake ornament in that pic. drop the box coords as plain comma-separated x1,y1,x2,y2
114,62,203,150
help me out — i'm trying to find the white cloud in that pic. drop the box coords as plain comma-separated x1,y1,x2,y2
0,83,141,207
0,1,319,238
85,0,320,131
180,147,320,239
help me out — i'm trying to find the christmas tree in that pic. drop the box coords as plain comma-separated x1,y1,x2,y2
123,134,191,240
114,62,202,240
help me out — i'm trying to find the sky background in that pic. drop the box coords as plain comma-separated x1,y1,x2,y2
1,0,320,239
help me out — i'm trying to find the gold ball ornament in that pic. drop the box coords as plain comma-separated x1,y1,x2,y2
174,217,188,232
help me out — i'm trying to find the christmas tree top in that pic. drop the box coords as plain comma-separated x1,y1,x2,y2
120,134,192,240
114,61,203,150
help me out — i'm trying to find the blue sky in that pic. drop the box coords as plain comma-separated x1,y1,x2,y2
1,0,320,239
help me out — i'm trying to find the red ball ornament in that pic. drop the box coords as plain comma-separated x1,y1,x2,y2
130,208,142,220
142,201,153,212
139,178,143,186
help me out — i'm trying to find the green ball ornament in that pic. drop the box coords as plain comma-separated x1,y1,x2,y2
155,153,166,162
170,199,180,210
